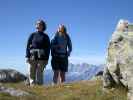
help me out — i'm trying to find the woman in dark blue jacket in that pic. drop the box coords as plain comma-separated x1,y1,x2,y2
26,19,50,85
51,24,72,84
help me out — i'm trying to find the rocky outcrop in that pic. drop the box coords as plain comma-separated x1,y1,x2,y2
0,69,27,83
91,71,103,80
96,71,103,76
103,25,133,100
0,85,29,96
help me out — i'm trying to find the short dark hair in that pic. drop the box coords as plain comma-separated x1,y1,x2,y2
36,19,47,31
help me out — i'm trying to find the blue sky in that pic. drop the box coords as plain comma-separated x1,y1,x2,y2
0,0,133,73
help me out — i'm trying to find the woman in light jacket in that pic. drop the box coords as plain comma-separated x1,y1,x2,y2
51,24,72,84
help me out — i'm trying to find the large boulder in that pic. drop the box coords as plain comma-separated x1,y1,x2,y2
0,69,27,83
103,22,133,100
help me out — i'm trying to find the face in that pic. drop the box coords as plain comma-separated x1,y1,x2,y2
58,25,65,34
36,22,44,32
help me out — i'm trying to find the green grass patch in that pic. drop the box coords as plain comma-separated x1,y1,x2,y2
0,80,127,100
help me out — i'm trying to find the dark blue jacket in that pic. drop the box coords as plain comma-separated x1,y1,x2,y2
51,33,72,58
26,32,50,60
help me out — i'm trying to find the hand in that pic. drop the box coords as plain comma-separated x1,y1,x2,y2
67,51,71,57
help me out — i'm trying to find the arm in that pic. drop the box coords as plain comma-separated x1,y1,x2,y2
51,37,57,57
67,34,72,56
51,39,54,57
44,35,51,61
26,33,34,58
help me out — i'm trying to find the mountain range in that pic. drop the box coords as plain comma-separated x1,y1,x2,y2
44,63,104,85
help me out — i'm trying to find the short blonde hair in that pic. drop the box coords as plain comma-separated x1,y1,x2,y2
115,19,129,32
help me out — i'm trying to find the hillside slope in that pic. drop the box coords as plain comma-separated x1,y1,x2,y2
0,80,127,100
